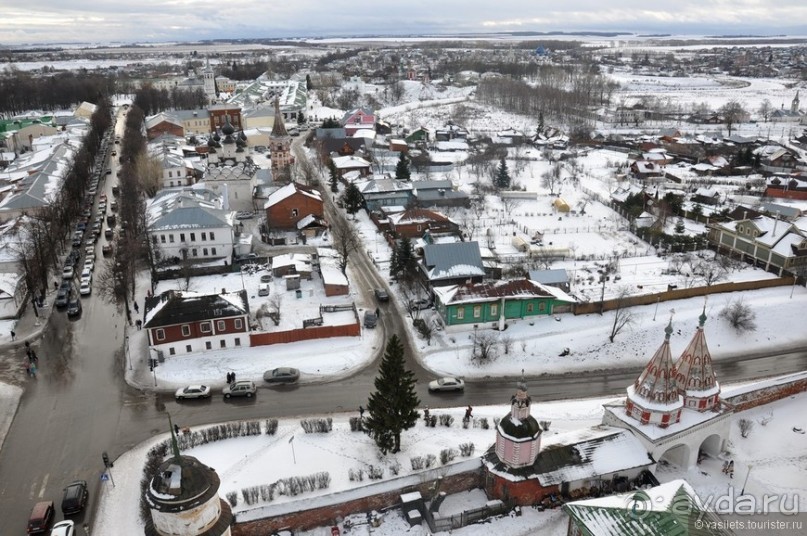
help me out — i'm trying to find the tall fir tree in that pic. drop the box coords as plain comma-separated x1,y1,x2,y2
494,157,511,189
364,335,421,454
328,160,339,193
342,182,363,216
395,152,411,181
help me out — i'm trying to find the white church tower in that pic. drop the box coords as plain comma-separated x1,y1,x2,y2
203,57,217,104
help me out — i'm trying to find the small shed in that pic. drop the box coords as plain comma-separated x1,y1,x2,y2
553,198,571,212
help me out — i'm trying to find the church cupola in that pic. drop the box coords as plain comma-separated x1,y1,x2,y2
673,305,720,412
494,382,542,469
625,318,683,428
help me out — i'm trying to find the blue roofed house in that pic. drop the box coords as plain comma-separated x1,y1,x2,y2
147,187,237,267
420,241,485,288
358,177,413,211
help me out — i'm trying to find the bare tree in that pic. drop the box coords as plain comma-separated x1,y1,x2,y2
720,298,756,331
719,100,747,136
472,331,498,361
499,195,523,218
330,216,362,275
500,334,513,355
267,293,283,326
608,286,635,343
757,99,773,122
738,418,753,438
693,254,728,287
542,162,563,195
133,153,162,197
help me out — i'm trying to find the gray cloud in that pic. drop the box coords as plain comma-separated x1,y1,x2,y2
1,1,806,45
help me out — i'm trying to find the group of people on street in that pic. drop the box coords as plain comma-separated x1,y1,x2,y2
226,371,237,384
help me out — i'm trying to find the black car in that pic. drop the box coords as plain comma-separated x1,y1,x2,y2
374,288,390,302
67,297,82,317
61,480,88,515
55,283,72,308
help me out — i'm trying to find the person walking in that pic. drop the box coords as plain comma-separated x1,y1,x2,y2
231,371,236,383
226,372,232,384
134,301,140,313
29,362,37,378
10,330,15,341
464,405,473,423
358,405,365,418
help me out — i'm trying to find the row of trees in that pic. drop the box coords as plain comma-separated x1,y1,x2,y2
0,70,116,115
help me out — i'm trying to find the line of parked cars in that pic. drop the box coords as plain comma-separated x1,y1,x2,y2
175,368,301,402
26,480,88,534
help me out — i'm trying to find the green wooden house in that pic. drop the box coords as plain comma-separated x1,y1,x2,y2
405,127,430,144
433,279,575,327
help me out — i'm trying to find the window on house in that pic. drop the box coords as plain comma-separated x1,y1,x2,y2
205,341,212,350
234,318,243,329
291,209,299,217
538,302,546,312
180,233,186,242
168,171,172,177
169,235,175,243
160,235,166,243
156,329,165,341
210,232,215,240
190,233,196,241
490,304,498,317
201,232,207,241
169,347,175,355
217,320,226,331
473,305,482,318
203,248,208,256
200,322,211,333
234,337,241,346
457,308,465,320
527,303,534,313
192,249,198,257
186,345,192,353
181,325,191,336
211,247,217,255
220,340,226,348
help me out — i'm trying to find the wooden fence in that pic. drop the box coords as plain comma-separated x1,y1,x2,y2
250,322,360,346
573,276,794,315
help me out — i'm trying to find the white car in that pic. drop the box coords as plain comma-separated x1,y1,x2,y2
79,280,92,296
428,377,465,392
50,520,75,536
84,258,95,271
175,385,212,400
61,265,74,280
81,267,92,280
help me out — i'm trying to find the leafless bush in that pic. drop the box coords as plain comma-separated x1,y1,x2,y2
440,448,458,465
265,419,278,435
439,414,454,427
300,418,333,433
459,443,476,457
720,299,757,332
739,418,753,438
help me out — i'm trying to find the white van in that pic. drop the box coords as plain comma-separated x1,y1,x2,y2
258,283,270,296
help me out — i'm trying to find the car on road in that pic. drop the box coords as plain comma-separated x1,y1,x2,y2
428,377,465,392
235,210,254,220
79,280,92,296
49,520,74,536
84,258,94,272
363,311,378,328
55,282,72,308
263,367,300,384
61,480,88,515
61,265,74,280
67,297,82,318
235,253,258,264
374,288,390,302
258,283,270,296
223,380,256,399
27,500,54,534
175,385,212,400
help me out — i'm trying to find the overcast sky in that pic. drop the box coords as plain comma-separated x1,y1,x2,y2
2,1,806,45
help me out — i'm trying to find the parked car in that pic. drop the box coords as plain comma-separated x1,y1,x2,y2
409,298,433,311
67,297,82,318
363,311,378,328
258,283,270,296
263,367,300,384
235,210,254,220
84,258,94,272
61,480,88,515
55,282,72,308
61,265,74,280
428,377,465,392
235,253,258,264
79,280,92,296
175,385,211,400
102,244,113,256
49,520,74,536
27,500,54,534
374,288,390,302
223,380,256,399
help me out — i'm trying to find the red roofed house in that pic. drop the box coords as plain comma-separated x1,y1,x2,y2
340,107,375,136
387,208,459,239
264,182,324,231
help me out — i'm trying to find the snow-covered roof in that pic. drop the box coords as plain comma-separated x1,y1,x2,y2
264,182,322,209
143,289,248,328
435,279,575,306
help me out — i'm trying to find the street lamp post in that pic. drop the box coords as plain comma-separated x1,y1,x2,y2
653,297,660,321
125,335,131,370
